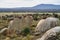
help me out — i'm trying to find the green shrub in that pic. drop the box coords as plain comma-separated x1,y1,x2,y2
21,27,30,36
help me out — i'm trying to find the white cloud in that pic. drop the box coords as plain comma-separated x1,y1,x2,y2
0,0,60,8
0,0,35,8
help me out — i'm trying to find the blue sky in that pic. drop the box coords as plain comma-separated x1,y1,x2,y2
0,0,60,8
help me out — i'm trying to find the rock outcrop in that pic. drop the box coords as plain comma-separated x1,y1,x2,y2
37,26,60,40
35,17,59,35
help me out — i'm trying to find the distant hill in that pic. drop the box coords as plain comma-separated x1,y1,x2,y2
0,4,60,12
34,4,60,9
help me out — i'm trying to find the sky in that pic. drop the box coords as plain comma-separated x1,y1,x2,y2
0,0,60,8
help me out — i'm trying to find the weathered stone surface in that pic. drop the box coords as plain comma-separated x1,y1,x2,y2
35,19,46,34
46,17,60,27
25,16,33,27
37,26,60,40
8,17,25,33
0,28,8,34
7,16,33,34
35,17,59,35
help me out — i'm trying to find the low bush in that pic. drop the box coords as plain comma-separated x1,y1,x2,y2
21,27,30,36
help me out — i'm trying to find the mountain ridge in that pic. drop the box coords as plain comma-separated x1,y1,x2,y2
0,4,60,12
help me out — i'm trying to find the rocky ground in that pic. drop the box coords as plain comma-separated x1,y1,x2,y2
0,13,60,40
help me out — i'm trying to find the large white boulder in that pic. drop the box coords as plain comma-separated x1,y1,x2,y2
35,17,60,35
46,17,59,27
37,26,60,40
35,19,46,34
